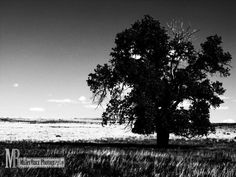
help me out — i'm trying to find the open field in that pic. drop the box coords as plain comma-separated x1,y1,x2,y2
0,120,236,176
0,118,236,142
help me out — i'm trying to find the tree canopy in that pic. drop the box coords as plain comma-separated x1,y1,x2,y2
87,15,232,146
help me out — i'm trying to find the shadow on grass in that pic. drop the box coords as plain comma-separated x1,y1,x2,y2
47,141,204,149
0,140,204,150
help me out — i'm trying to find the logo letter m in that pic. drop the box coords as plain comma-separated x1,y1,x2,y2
5,149,20,168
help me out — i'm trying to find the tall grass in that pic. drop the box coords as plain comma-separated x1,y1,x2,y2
0,140,236,177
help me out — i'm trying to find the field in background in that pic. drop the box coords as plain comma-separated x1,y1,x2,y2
0,117,236,142
0,118,236,176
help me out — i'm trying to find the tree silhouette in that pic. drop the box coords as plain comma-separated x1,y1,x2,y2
87,15,232,147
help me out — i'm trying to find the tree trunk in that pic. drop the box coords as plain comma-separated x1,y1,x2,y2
156,126,169,148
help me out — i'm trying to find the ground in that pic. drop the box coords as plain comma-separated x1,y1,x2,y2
0,139,236,177
0,120,236,176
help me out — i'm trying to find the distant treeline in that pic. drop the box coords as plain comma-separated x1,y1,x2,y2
0,117,101,124
212,123,236,127
0,117,235,127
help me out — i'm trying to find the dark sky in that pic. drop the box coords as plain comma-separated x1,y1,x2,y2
0,0,235,122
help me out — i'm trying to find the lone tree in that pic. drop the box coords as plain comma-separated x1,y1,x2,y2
87,15,231,147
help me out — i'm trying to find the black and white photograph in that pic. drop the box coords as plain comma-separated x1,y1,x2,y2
0,0,235,176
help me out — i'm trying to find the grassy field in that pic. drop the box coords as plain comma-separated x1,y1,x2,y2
0,139,236,177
